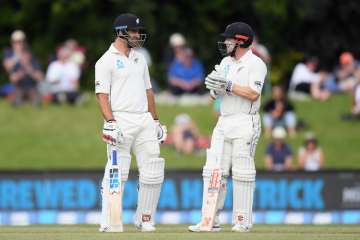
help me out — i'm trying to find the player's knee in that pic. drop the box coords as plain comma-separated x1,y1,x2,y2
232,165,256,181
139,157,165,185
202,149,230,178
232,154,256,181
136,141,160,164
119,154,131,181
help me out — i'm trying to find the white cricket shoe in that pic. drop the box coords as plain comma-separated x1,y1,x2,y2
135,221,156,232
98,226,123,232
188,223,221,232
231,224,250,232
188,214,221,232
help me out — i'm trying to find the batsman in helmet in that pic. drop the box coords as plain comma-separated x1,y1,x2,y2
95,13,167,232
189,22,267,232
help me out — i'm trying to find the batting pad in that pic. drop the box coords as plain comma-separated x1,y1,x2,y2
139,157,165,185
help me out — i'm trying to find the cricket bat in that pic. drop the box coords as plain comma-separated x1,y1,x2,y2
199,134,225,231
108,146,123,232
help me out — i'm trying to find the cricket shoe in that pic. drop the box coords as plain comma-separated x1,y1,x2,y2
231,224,250,233
98,226,123,232
188,223,221,232
134,221,156,232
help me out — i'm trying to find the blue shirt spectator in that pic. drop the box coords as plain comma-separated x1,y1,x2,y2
168,47,204,95
265,127,293,171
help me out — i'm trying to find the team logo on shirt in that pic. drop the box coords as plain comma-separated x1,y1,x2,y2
254,81,263,90
116,59,124,69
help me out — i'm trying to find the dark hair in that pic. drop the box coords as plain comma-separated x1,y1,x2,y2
305,138,318,147
304,55,319,65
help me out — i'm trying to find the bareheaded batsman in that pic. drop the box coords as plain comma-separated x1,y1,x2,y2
189,22,267,232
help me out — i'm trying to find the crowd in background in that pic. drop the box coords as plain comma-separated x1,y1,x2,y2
1,30,87,107
2,29,358,172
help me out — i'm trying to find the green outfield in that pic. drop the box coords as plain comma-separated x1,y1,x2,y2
0,94,359,170
0,224,359,240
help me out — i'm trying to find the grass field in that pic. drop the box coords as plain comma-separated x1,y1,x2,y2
0,94,359,170
0,224,359,240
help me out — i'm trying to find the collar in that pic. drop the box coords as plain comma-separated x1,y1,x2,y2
109,43,135,58
234,49,253,63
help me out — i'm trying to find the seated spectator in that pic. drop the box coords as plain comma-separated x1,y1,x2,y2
263,86,297,138
289,56,331,101
264,127,293,171
352,83,360,116
64,39,86,68
168,47,204,95
298,133,324,171
252,36,271,64
2,30,44,107
46,46,84,105
165,33,187,67
341,83,360,121
172,113,200,155
252,36,272,94
335,52,360,93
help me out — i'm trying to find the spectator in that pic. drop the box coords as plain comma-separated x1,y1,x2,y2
172,113,200,155
252,36,272,94
2,30,44,107
289,56,331,101
165,33,187,67
63,39,86,68
341,82,360,121
252,36,271,64
298,133,325,171
168,47,204,95
263,86,297,138
46,46,84,105
335,52,360,92
352,83,360,117
265,127,293,171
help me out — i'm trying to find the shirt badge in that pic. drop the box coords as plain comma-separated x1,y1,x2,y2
116,59,124,69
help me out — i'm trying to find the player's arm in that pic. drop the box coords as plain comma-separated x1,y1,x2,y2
232,61,267,101
96,93,115,121
264,155,273,170
95,59,115,122
146,88,158,120
231,85,260,101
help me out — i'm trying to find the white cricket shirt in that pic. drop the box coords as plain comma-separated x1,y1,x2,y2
46,60,80,93
95,44,152,113
290,63,321,88
218,50,267,115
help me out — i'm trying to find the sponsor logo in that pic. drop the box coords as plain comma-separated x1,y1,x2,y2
142,214,151,222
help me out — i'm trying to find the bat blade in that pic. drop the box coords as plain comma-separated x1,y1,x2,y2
199,167,221,231
108,148,123,232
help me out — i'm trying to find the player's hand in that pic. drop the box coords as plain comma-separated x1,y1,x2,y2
155,120,167,144
102,120,124,145
209,90,224,99
205,65,233,95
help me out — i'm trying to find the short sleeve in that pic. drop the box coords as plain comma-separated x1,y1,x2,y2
144,64,152,89
95,58,111,94
284,144,293,156
46,62,59,83
266,144,273,155
249,60,267,94
194,60,204,80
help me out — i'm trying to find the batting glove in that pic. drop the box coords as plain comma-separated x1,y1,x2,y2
205,65,233,95
155,120,167,144
102,120,124,146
